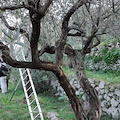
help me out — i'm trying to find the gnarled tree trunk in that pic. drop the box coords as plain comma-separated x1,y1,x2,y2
71,51,101,120
53,67,88,120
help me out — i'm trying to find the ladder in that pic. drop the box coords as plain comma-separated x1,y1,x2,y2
15,48,44,120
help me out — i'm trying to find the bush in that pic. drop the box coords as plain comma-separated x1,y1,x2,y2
92,56,102,63
102,48,120,65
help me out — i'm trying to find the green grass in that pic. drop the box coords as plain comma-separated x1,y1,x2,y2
0,81,120,120
86,70,120,85
0,82,75,120
63,67,120,84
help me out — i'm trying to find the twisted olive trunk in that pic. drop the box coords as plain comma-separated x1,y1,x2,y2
53,67,88,120
72,51,101,120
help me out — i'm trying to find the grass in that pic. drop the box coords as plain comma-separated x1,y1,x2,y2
0,81,120,120
63,67,120,84
86,70,120,84
0,82,75,120
0,68,120,120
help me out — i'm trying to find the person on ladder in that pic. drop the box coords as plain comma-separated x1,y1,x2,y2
0,59,8,94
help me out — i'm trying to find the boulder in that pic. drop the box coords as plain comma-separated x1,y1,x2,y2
47,112,62,120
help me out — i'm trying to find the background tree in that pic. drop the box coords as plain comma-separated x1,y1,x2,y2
0,0,120,120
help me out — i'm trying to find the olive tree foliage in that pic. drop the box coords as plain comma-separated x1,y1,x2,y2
0,0,120,120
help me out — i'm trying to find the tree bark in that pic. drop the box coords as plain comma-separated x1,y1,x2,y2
71,51,101,120
53,67,88,120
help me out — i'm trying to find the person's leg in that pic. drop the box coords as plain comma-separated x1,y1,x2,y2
0,97,1,108
1,76,7,94
3,76,7,93
6,79,8,90
0,79,1,89
0,77,2,92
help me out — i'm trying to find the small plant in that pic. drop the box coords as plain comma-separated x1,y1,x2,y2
102,48,120,65
92,56,102,63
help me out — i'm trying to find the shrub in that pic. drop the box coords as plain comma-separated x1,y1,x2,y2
92,56,102,63
102,48,120,65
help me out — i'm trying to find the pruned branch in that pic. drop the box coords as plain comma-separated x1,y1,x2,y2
38,44,76,57
39,44,55,56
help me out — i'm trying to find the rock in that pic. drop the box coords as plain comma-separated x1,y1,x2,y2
104,94,110,101
102,107,107,112
95,86,99,91
111,98,119,107
114,89,120,97
98,81,105,89
99,95,102,99
47,112,62,120
51,80,58,88
99,89,105,95
108,92,113,97
107,106,119,117
101,100,107,107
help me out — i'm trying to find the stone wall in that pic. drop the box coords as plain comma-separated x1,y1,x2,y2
85,42,120,72
85,59,120,71
50,77,120,118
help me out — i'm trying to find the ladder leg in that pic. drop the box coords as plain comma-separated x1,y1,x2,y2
9,78,21,102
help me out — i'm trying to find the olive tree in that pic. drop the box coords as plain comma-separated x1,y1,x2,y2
0,0,120,120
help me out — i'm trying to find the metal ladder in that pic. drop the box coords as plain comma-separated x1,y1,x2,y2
15,49,44,120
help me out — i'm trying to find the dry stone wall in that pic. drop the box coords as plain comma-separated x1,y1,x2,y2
50,78,120,118
85,42,120,72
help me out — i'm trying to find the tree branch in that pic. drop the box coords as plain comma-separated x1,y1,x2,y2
0,2,41,15
92,36,100,48
40,0,53,16
0,42,56,71
55,0,88,66
68,32,83,37
39,44,55,56
0,4,24,11
68,26,86,37
38,44,76,57
82,27,98,54
62,0,87,36
0,14,29,39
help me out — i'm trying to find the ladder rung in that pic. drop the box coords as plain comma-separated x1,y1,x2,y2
28,92,34,99
26,86,32,92
23,75,28,81
25,80,30,86
30,98,36,105
32,106,38,113
22,70,27,75
34,113,40,120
